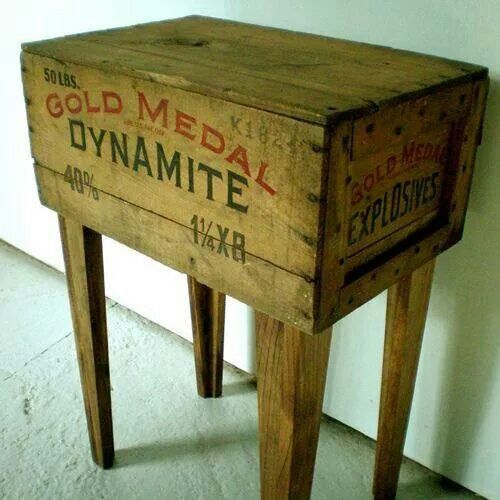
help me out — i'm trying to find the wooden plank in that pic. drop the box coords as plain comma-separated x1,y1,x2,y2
22,52,324,281
352,83,473,159
22,16,487,124
315,120,351,332
338,226,447,319
345,209,439,275
256,311,332,499
187,276,225,398
21,39,354,125
446,78,489,243
373,258,435,499
58,215,114,468
36,164,315,332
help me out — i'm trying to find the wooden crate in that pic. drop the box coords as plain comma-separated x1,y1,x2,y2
21,16,488,333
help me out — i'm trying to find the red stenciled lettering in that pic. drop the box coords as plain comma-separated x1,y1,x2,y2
402,141,416,165
363,172,375,192
84,91,100,113
351,182,363,205
255,162,276,196
225,145,251,176
201,124,225,154
387,155,397,176
65,93,82,114
415,143,425,162
423,143,434,160
46,93,63,118
102,91,122,114
138,92,168,127
175,111,196,140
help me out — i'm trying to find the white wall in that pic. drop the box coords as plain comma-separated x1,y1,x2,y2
2,1,499,498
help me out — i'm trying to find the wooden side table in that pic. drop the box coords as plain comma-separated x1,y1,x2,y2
21,16,488,499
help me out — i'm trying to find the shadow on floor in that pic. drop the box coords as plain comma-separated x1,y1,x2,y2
115,429,257,468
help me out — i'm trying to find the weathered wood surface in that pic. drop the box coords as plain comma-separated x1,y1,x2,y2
22,16,486,124
315,79,487,331
34,163,315,330
256,312,332,499
373,258,435,499
21,16,490,500
188,276,225,398
58,215,114,468
445,79,489,244
21,17,488,333
22,52,324,279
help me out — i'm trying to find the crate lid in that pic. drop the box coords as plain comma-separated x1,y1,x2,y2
22,15,487,125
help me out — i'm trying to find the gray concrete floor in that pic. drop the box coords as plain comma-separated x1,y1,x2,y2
0,240,481,499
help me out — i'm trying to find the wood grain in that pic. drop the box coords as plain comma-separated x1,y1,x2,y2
256,311,332,499
315,120,351,332
22,16,487,124
35,164,315,332
446,78,489,244
58,215,114,468
373,258,436,499
21,20,488,333
22,51,324,281
187,276,225,398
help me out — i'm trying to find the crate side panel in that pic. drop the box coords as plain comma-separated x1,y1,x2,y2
346,83,474,261
34,163,315,332
22,52,324,282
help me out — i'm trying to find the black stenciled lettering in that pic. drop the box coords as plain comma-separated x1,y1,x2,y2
88,127,106,157
422,177,431,203
110,131,129,167
409,179,416,212
156,144,181,187
67,120,251,214
400,181,411,217
429,172,439,200
359,205,371,239
232,231,246,263
187,156,195,193
381,192,390,227
198,162,223,200
390,183,402,222
133,136,152,177
217,224,230,257
227,170,248,214
69,119,86,150
371,198,382,233
348,171,442,247
413,178,426,208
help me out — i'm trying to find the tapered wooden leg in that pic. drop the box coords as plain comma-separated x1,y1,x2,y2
256,312,332,500
58,215,114,469
373,258,436,499
187,276,225,398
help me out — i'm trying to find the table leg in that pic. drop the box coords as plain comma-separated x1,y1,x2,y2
256,312,332,499
187,276,225,398
58,215,114,468
373,258,436,499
